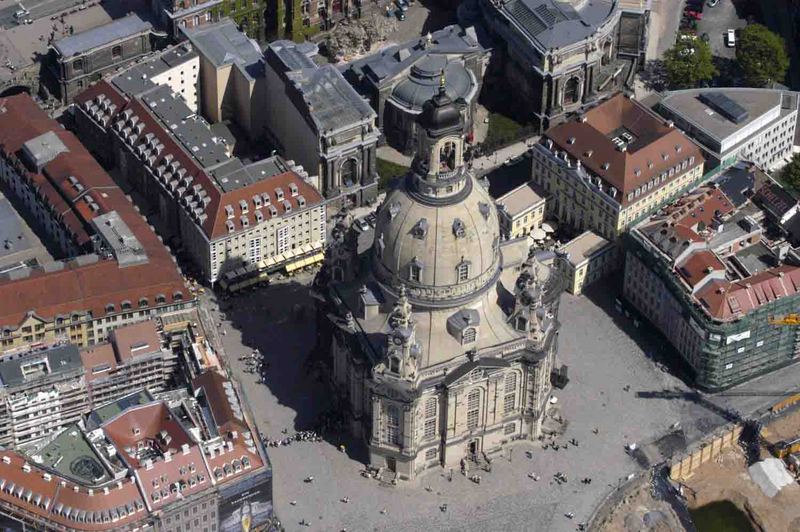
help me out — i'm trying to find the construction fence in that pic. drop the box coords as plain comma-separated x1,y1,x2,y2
669,424,743,482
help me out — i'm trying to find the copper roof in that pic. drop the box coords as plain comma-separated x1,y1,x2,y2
545,93,704,207
74,81,325,240
0,94,189,328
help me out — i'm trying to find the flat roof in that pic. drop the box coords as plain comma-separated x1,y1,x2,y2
37,425,112,485
0,344,83,387
111,44,197,97
141,85,229,168
561,230,612,266
0,197,34,260
53,14,152,58
497,182,546,217
658,88,796,144
213,157,288,193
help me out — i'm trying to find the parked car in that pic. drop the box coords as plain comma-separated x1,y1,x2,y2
726,29,736,47
395,9,405,20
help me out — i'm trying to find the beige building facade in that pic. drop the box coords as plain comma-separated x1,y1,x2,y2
557,230,616,295
533,93,706,241
496,181,547,240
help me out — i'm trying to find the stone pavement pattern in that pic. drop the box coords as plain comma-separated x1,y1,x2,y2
200,271,783,531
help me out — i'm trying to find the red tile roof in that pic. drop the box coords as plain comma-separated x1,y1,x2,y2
75,81,324,240
0,94,189,328
676,250,726,288
545,93,704,207
696,266,800,320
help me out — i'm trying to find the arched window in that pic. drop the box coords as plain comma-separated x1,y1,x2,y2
385,405,400,445
564,77,580,105
466,389,480,429
439,141,457,172
340,159,358,187
515,316,528,332
504,373,517,415
462,327,476,345
423,397,437,440
389,356,400,373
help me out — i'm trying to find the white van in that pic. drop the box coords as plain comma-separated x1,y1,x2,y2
726,29,736,47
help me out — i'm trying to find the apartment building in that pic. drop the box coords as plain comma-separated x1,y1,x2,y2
0,94,191,351
113,42,200,113
0,372,273,531
557,230,616,295
48,15,159,103
533,93,706,241
624,170,800,390
0,320,179,447
656,88,799,171
73,80,326,284
183,20,266,142
496,181,547,240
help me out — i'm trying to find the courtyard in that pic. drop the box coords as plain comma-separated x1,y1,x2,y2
193,266,800,531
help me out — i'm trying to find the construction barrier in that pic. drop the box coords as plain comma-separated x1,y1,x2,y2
669,424,742,482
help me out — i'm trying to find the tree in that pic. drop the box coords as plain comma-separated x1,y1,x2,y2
781,154,800,192
663,37,717,89
736,24,790,87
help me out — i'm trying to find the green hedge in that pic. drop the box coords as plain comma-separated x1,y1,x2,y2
377,158,409,191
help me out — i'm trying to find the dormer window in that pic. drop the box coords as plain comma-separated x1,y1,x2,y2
226,219,235,233
289,183,298,197
409,258,423,282
240,215,249,228
224,205,234,219
282,199,292,213
155,294,166,304
105,303,115,313
412,218,428,239
121,300,132,311
252,195,262,208
452,218,466,238
456,259,470,283
139,297,149,308
297,195,306,207
275,188,284,201
261,192,271,205
239,200,248,214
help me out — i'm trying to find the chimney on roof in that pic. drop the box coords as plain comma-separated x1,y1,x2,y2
164,451,172,463
181,443,190,455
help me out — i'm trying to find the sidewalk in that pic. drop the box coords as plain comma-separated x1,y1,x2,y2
472,138,537,176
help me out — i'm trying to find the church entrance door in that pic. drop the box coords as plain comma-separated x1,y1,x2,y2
386,457,396,473
468,439,480,460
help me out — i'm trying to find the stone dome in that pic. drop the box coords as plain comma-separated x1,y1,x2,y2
372,173,501,308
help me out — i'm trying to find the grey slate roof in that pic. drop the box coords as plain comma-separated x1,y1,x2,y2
183,19,263,79
346,24,483,87
497,0,616,50
212,156,288,193
288,64,376,133
53,14,152,58
0,344,82,387
141,85,229,168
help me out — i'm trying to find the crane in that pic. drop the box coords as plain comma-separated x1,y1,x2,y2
768,314,800,326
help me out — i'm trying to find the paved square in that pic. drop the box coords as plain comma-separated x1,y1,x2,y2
199,270,772,531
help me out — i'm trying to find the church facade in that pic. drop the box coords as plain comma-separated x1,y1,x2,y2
313,84,563,481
